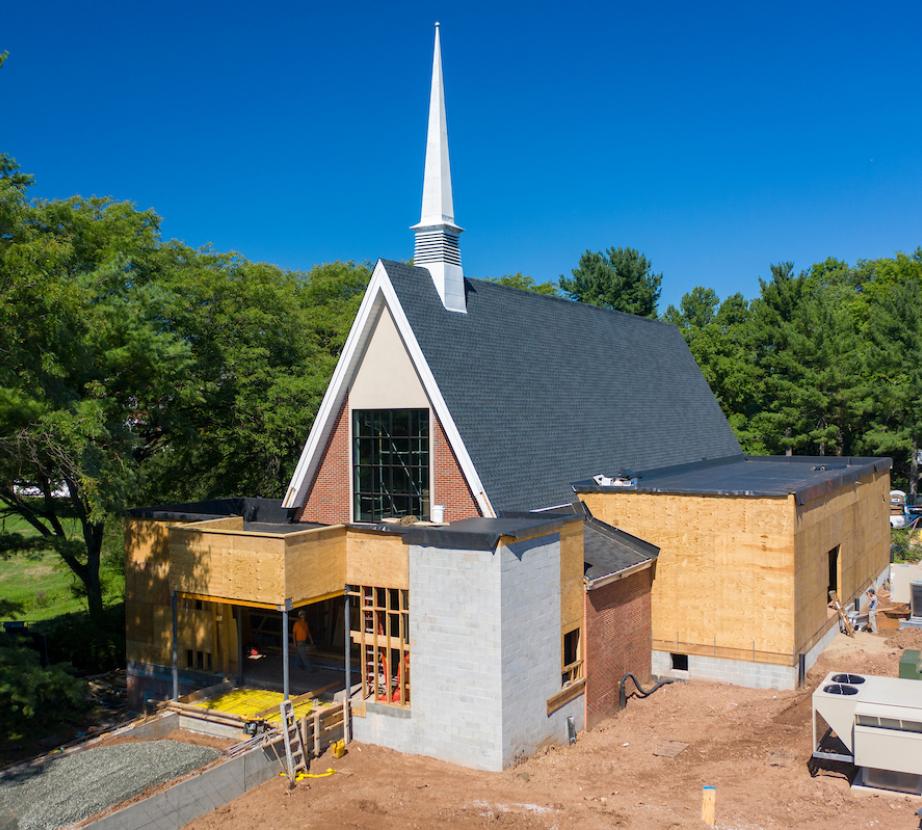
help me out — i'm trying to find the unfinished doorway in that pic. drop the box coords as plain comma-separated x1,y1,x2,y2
827,546,840,601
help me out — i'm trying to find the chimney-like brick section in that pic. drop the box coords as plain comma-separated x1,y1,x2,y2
298,400,481,524
584,568,653,729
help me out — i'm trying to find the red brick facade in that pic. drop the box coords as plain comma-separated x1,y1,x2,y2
433,416,481,522
584,567,653,729
299,398,352,525
298,399,481,524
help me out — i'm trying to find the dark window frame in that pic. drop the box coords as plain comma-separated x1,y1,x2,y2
352,408,430,522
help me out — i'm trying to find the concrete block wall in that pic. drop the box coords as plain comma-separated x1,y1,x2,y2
353,533,585,771
500,535,583,765
352,543,504,770
652,650,798,690
86,744,277,830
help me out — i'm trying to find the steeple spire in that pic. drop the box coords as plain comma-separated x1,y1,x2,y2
412,22,466,313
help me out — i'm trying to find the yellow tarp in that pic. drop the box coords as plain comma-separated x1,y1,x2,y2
191,689,314,722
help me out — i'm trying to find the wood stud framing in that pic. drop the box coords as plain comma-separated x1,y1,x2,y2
348,586,410,706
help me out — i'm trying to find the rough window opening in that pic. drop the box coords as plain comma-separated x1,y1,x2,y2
185,649,212,672
350,586,410,706
671,652,689,671
562,627,583,686
353,408,430,522
827,545,840,601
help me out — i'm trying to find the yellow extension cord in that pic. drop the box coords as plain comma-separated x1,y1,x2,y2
279,768,336,781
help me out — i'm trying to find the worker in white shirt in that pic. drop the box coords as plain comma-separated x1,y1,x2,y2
866,588,879,634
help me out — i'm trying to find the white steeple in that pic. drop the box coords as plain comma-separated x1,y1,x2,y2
412,22,465,313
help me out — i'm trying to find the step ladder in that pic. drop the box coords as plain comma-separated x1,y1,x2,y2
278,699,308,783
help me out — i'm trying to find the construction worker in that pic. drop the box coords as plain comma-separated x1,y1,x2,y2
292,610,314,671
866,588,879,634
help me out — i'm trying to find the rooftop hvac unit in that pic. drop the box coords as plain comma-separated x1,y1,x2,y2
812,671,922,795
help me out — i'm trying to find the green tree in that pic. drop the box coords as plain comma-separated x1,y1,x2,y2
0,645,88,738
857,251,922,496
484,273,559,296
559,247,662,317
0,154,369,620
663,286,719,330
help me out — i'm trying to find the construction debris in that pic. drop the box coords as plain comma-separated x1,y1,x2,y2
652,740,688,758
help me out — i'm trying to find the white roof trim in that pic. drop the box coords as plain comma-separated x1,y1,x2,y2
283,260,494,518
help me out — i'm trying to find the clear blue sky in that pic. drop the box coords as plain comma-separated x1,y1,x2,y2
4,1,921,308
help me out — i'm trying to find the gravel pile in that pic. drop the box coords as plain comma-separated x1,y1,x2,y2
0,739,220,830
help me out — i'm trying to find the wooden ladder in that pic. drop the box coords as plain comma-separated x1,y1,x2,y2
279,699,308,783
828,591,854,637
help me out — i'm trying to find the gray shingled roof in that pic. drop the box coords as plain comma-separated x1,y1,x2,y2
583,516,659,583
382,260,743,513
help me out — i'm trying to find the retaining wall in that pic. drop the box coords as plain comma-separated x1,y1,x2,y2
85,743,278,830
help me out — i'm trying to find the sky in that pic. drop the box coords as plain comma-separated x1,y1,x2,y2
4,1,922,308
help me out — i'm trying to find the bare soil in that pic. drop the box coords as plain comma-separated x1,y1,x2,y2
188,634,921,830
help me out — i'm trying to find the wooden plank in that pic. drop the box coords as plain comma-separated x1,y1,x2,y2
350,630,413,650
546,678,586,716
176,592,279,610
291,589,345,608
651,639,796,666
702,786,716,826
313,708,321,757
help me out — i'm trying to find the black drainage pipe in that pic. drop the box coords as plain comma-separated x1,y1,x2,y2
618,672,676,710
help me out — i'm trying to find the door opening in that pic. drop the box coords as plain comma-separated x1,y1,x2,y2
827,546,840,601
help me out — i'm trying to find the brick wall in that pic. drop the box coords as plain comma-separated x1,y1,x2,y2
299,399,351,525
299,401,481,524
433,416,481,522
584,568,653,729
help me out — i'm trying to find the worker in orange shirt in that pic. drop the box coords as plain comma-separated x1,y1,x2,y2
292,610,314,672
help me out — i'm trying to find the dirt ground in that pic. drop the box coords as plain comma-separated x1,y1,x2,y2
188,630,922,830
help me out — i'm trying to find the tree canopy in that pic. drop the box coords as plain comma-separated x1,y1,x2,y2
666,253,922,494
0,154,369,621
483,273,560,296
559,246,662,317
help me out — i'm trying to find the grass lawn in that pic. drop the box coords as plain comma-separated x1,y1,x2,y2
0,513,124,623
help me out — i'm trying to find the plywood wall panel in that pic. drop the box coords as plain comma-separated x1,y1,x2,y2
168,530,287,605
793,471,890,653
581,492,796,660
345,529,408,588
559,523,584,633
285,526,347,602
